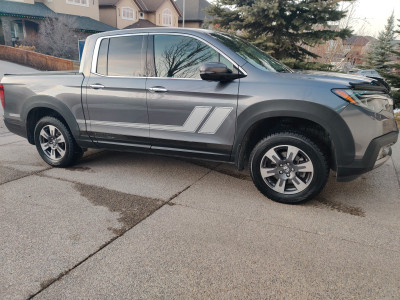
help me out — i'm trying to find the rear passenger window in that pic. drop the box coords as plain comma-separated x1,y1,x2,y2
95,35,145,77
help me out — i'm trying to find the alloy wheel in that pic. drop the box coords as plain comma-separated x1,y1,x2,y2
39,125,66,161
259,144,314,195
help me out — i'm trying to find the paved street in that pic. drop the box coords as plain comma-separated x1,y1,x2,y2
1,61,400,299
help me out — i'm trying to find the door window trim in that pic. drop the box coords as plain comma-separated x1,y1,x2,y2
90,32,247,79
149,33,247,79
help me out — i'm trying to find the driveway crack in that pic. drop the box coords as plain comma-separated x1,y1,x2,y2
28,164,215,299
391,156,400,189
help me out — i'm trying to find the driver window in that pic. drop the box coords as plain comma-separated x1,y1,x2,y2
153,34,235,79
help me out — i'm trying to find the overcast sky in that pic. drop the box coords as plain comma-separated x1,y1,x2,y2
351,0,400,36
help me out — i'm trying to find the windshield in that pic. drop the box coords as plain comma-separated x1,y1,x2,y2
210,32,292,73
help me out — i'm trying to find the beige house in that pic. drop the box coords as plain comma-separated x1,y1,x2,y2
10,0,101,21
0,0,115,56
99,0,181,29
38,0,100,21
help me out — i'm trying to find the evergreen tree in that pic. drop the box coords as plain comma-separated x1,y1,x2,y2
385,18,400,108
367,13,400,108
365,42,379,69
206,0,353,61
367,12,396,71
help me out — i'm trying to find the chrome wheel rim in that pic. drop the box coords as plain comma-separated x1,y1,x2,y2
39,125,66,161
259,145,314,195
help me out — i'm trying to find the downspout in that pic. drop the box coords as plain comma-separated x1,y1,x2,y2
182,0,185,28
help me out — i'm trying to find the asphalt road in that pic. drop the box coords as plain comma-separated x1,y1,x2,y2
1,60,400,299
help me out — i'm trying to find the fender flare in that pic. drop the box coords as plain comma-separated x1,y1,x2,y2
21,95,80,141
233,100,355,168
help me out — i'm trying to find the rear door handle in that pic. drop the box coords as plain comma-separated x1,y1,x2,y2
90,84,105,89
148,86,168,93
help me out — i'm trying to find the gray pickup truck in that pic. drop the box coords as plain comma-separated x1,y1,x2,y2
1,28,398,203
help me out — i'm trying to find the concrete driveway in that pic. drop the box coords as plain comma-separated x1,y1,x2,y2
1,61,400,299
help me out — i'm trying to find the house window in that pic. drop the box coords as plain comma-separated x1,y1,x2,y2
66,0,88,7
162,8,172,26
139,12,144,19
121,7,135,20
11,20,25,40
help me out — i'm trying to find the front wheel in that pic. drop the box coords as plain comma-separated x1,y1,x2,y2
249,132,329,204
34,116,82,167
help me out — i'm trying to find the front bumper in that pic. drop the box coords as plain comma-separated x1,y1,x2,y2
336,131,398,182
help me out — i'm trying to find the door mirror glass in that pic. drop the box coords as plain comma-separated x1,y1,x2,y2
200,62,245,82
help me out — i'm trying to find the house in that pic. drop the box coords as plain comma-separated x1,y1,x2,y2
305,34,377,71
175,0,212,28
0,0,115,46
98,0,181,29
342,35,376,65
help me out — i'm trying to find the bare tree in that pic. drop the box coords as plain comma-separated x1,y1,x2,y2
35,15,79,60
306,0,372,70
155,38,215,78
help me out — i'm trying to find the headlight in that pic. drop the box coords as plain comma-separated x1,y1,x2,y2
332,89,393,113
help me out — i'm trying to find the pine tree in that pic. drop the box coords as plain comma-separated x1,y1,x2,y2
366,42,379,68
367,14,400,108
385,18,400,108
206,0,353,61
367,12,396,71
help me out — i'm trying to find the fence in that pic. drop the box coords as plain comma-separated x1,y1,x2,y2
0,45,74,71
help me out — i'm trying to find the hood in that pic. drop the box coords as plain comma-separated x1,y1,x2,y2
280,70,389,93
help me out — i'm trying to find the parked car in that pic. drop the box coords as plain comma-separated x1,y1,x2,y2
1,28,398,204
349,69,383,79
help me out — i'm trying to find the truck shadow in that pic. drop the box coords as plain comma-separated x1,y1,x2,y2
63,150,396,218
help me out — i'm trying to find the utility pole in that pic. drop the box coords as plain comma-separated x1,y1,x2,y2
182,0,185,28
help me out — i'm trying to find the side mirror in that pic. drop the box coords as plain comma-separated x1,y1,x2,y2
200,62,245,82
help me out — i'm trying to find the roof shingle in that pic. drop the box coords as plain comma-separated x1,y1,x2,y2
134,0,181,16
124,19,158,29
98,0,119,6
0,0,54,19
0,0,116,32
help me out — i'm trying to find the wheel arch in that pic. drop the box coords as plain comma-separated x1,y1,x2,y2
233,100,354,170
22,96,80,145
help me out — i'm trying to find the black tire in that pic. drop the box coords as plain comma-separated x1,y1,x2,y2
34,116,82,167
249,131,329,204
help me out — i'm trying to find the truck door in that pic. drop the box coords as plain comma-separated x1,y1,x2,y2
85,33,149,150
146,33,241,160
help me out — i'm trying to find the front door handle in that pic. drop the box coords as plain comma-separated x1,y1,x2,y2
90,83,105,89
148,86,168,93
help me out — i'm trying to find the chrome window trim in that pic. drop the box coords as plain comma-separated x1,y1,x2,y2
90,32,247,79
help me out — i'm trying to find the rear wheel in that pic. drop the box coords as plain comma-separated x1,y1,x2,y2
34,116,82,167
249,132,329,204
